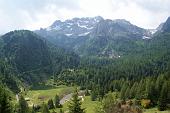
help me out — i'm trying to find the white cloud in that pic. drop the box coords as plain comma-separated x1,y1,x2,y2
0,0,81,34
0,0,170,34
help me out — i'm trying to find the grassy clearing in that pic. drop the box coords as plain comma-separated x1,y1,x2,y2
82,96,101,113
26,85,74,105
55,96,100,113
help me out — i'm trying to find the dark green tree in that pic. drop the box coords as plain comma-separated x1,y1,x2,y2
145,79,156,102
102,92,116,113
129,82,138,99
91,89,98,101
54,94,60,108
41,103,50,113
158,81,168,111
68,89,85,113
47,99,55,109
124,86,130,99
0,86,12,113
59,109,64,113
85,89,90,96
120,83,128,100
155,75,165,100
136,80,145,99
18,95,29,113
91,85,99,101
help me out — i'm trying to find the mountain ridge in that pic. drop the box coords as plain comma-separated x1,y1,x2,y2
0,30,80,91
38,16,151,38
35,16,154,57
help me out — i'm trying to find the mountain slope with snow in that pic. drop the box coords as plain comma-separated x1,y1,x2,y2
35,16,154,57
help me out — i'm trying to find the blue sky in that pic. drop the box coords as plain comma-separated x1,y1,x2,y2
0,0,170,34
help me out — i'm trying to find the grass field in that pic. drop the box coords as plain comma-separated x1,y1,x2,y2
55,96,100,113
82,96,101,113
26,85,74,105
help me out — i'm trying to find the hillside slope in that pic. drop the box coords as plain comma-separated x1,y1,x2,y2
0,30,79,91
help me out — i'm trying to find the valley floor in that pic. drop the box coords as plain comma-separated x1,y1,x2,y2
25,85,100,113
22,85,170,113
26,85,74,105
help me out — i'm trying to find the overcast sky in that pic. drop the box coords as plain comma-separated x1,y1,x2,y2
0,0,170,34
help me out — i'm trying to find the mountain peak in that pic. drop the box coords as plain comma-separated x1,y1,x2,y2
161,16,170,32
51,20,62,28
45,16,104,37
92,18,148,38
94,16,104,21
114,19,131,25
50,16,104,28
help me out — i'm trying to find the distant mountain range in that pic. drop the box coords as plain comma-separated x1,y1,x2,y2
35,16,170,57
36,16,151,38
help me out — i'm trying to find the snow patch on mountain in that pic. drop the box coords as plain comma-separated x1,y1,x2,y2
78,32,90,36
77,24,93,29
149,29,157,34
65,34,73,36
46,27,52,31
142,36,151,39
67,23,73,25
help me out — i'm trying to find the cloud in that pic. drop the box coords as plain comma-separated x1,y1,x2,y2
78,0,170,29
0,0,170,34
0,0,81,33
134,0,170,13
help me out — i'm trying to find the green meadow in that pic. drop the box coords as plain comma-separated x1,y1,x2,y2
26,85,74,105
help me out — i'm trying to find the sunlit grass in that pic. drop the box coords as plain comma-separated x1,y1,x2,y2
55,96,100,113
26,85,74,105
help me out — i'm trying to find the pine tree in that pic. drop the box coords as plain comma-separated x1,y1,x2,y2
167,81,170,104
145,80,155,101
124,86,130,99
155,75,164,100
120,83,127,100
59,109,64,113
0,86,12,113
158,81,168,111
91,89,98,101
85,88,90,96
129,82,138,99
41,103,50,113
136,80,145,99
91,85,99,101
68,89,85,113
18,95,29,113
47,99,55,109
102,92,115,113
54,94,60,108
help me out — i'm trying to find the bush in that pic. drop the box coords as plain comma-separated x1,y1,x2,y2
141,99,151,108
